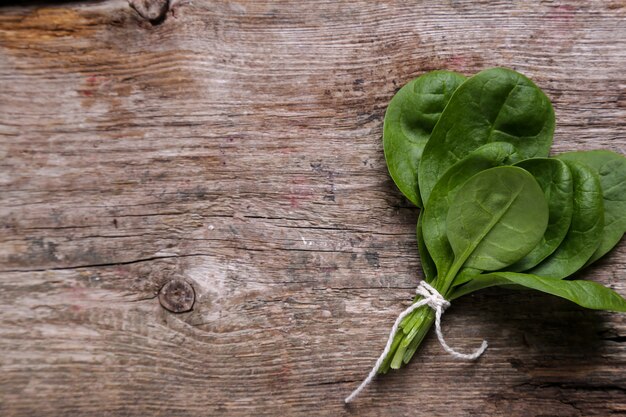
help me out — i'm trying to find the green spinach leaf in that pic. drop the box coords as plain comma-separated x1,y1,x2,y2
508,158,574,271
416,212,437,281
419,67,555,205
383,71,466,207
450,272,626,312
422,142,518,278
446,166,549,272
528,160,604,279
557,150,626,265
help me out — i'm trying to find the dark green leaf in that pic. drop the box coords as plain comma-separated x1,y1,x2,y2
416,211,437,281
528,160,604,278
508,158,574,271
557,150,626,265
383,71,466,207
451,272,626,312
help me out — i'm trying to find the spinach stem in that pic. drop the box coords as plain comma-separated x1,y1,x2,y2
382,255,466,371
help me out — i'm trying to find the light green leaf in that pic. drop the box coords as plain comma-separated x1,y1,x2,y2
447,166,549,271
422,142,518,277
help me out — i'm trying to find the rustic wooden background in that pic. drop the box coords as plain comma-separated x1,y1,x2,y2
1,1,625,416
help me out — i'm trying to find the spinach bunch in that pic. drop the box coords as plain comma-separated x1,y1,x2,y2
380,67,626,372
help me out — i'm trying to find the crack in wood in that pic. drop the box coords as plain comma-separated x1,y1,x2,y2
0,253,213,273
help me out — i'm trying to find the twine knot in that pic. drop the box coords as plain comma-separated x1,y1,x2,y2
416,280,450,312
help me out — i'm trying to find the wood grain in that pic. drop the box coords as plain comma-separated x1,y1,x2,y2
0,1,625,416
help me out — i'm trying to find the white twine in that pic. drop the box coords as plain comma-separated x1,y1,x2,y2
344,281,488,404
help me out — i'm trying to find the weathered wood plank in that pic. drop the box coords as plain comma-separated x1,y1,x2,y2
0,0,625,416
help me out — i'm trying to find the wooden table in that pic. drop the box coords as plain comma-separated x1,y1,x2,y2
1,1,625,415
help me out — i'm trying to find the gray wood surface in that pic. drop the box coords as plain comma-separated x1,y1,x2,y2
1,1,625,416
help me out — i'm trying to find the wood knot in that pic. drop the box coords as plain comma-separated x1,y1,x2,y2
128,0,170,25
158,279,195,313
